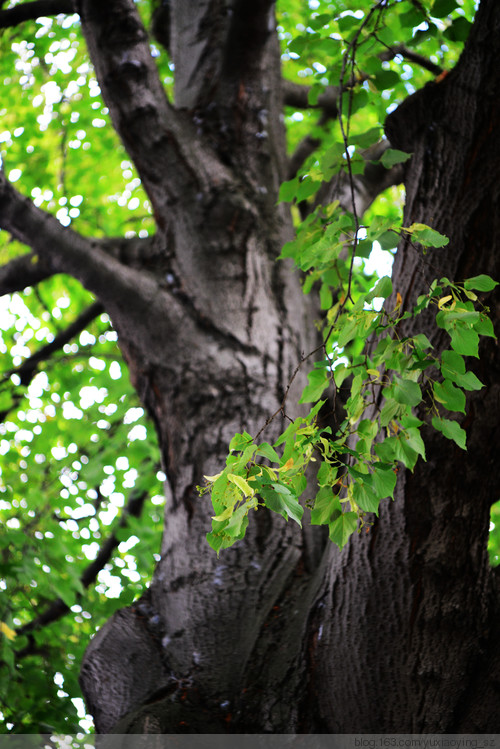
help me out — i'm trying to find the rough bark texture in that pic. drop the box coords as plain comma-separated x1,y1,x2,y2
307,0,500,732
1,0,500,735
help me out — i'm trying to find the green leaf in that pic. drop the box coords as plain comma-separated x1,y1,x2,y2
278,177,298,203
404,427,426,462
333,363,349,388
463,274,498,292
444,16,472,42
229,432,254,452
432,0,459,18
366,275,393,302
379,397,402,427
328,512,358,549
224,505,250,537
211,505,235,522
352,482,380,514
433,379,466,413
256,442,280,463
296,176,320,202
372,466,397,499
374,434,419,470
432,416,467,449
350,127,381,149
473,314,496,338
299,368,330,404
393,377,422,407
450,325,479,357
207,531,237,554
310,487,341,525
337,316,360,348
440,350,483,390
413,333,433,351
317,461,339,487
441,349,466,377
372,69,400,90
403,223,449,248
261,484,303,526
454,370,483,391
380,149,412,168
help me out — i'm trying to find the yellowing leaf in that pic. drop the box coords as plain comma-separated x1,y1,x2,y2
0,622,16,641
227,473,255,496
261,465,278,481
203,471,223,483
438,295,454,310
279,458,294,472
212,505,235,522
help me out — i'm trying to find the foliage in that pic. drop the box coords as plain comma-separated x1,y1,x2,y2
202,0,497,552
0,10,165,730
202,262,496,552
0,0,496,735
0,278,164,732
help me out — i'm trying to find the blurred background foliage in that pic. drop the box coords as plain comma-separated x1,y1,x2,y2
0,0,496,735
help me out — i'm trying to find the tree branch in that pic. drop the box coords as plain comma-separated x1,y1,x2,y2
0,251,55,296
94,233,163,268
15,489,149,650
3,301,104,388
0,0,74,29
76,0,232,227
282,79,339,115
379,44,443,76
287,112,332,181
0,172,157,309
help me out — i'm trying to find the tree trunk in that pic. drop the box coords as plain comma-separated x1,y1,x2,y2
5,0,495,734
76,0,324,733
305,1,500,732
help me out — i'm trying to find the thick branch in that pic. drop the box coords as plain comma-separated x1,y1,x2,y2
76,0,232,226
282,79,339,116
95,233,162,268
287,112,332,181
0,172,158,309
0,0,74,28
3,301,104,387
0,251,55,296
16,490,148,649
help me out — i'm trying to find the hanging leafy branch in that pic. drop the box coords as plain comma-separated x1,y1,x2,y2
201,0,497,554
201,255,496,553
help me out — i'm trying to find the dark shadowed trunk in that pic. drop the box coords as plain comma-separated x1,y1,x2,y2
1,0,499,735
305,0,500,732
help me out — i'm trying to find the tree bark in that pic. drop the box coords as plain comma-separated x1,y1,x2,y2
82,0,500,733
1,0,499,735
76,0,323,733
306,0,500,732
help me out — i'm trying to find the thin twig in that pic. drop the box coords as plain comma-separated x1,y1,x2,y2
253,1,390,441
